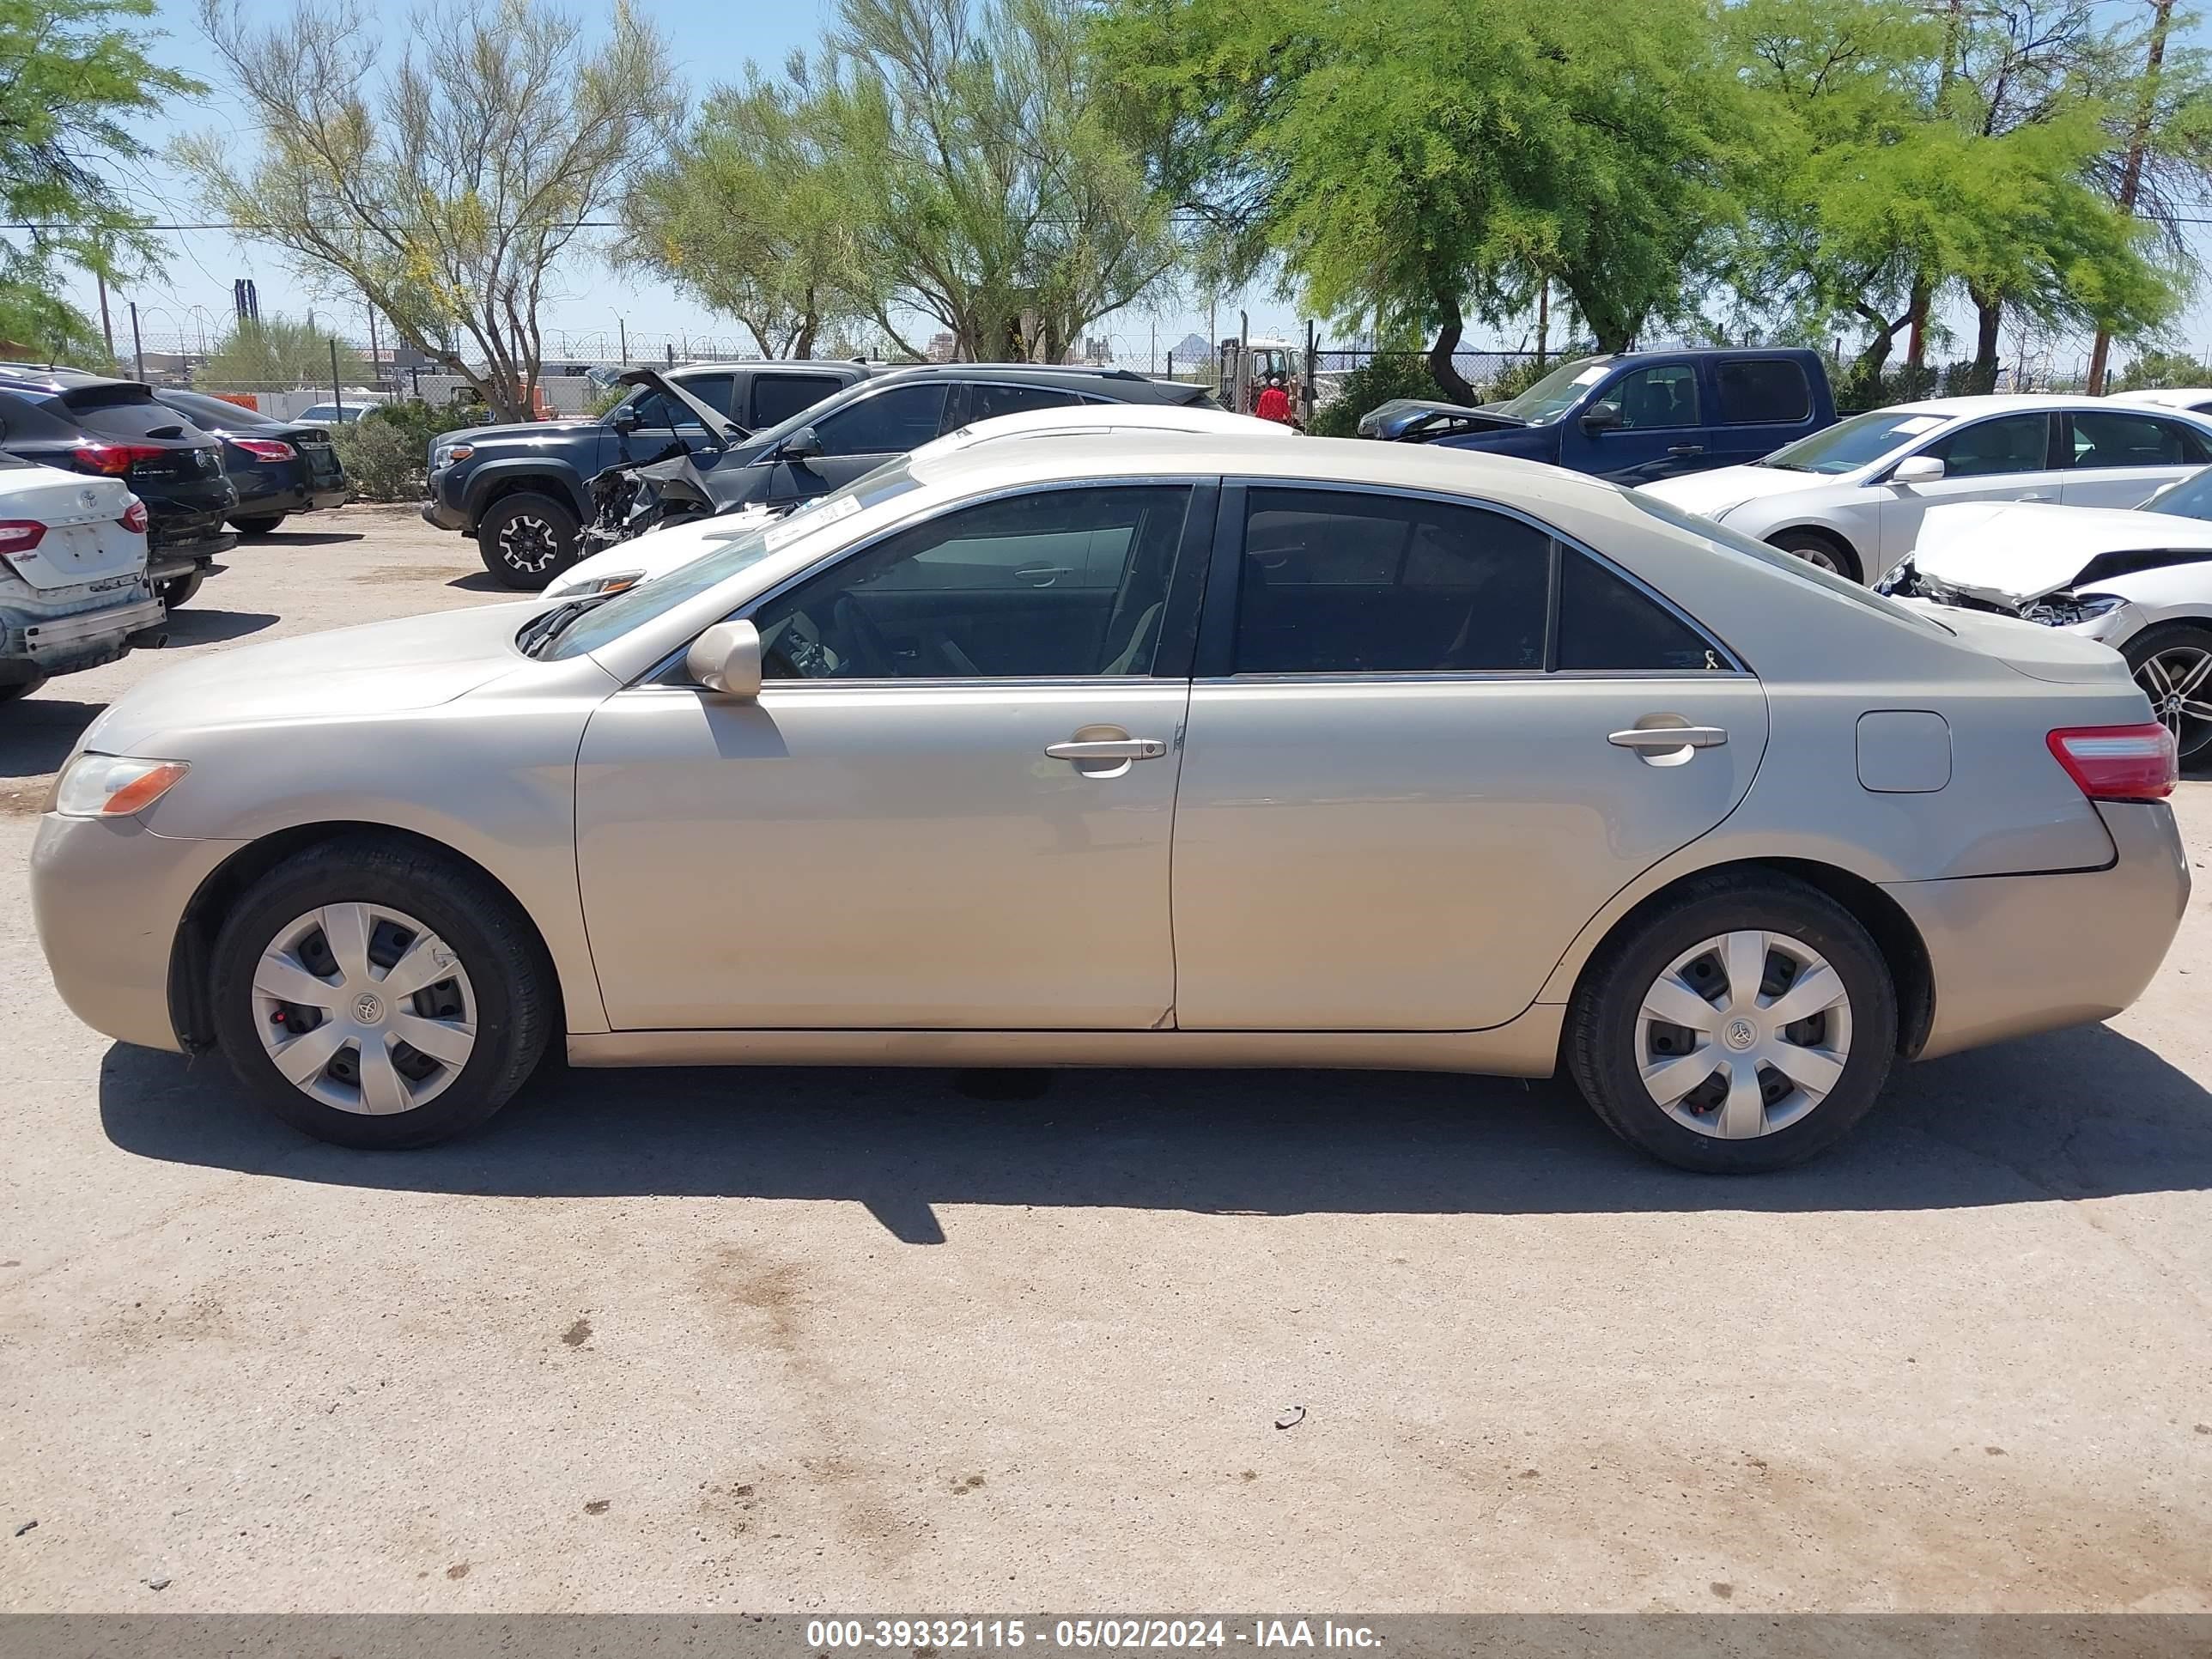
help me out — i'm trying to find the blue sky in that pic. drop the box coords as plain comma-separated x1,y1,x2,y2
63,0,2212,377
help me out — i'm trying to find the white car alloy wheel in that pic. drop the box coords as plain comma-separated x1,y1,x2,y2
2133,643,2212,761
1633,929,1852,1139
252,902,478,1115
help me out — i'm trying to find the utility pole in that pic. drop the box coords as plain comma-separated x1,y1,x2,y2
96,276,114,360
366,305,382,394
2088,0,2176,395
1536,280,1550,370
618,316,628,363
128,301,144,382
331,339,343,416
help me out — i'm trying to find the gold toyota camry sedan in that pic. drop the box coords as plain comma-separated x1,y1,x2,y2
29,434,2191,1171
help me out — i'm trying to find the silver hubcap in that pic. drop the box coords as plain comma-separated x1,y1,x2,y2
252,903,477,1115
2134,646,2212,759
1785,544,1842,574
498,514,562,573
1635,930,1852,1139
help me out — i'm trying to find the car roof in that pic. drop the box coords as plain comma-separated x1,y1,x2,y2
868,362,1203,401
1877,392,2169,418
920,404,1291,453
2105,386,2212,405
669,361,875,377
0,363,147,396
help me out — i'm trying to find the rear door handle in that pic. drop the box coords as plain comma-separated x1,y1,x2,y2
1609,725,1728,751
2017,491,2051,501
1667,444,1705,457
1015,563,1073,586
1046,738,1167,761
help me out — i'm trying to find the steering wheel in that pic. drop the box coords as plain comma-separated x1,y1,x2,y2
830,593,899,678
763,608,841,678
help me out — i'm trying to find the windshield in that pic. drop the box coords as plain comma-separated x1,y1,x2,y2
544,461,926,660
1491,356,1616,425
1761,409,1942,474
2142,464,2212,520
1625,489,1950,634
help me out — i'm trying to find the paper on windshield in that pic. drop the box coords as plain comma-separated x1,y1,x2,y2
1572,365,1609,385
763,493,860,550
1892,415,1944,434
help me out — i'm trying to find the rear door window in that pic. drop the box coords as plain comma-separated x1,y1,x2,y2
1714,360,1812,425
2067,410,2212,468
965,382,1085,422
1555,550,1718,671
749,374,847,429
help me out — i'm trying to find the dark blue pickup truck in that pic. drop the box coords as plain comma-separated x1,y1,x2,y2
1359,348,1836,485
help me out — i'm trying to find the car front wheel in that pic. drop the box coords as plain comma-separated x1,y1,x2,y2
477,491,581,590
1767,529,1861,583
1565,873,1898,1172
210,836,554,1148
2122,622,2212,765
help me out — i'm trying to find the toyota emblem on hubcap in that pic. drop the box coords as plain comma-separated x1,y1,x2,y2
354,993,384,1024
1723,1017,1758,1051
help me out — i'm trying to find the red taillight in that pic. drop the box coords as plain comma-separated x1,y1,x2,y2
0,520,46,555
231,437,296,462
70,441,167,476
120,499,148,534
2047,723,2178,802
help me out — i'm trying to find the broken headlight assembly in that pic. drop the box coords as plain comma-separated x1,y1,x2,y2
2022,591,2128,628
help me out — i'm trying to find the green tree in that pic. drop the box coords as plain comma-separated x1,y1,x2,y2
1098,0,1746,403
177,0,677,421
0,0,201,358
196,314,368,389
2113,345,2209,389
618,70,862,358
635,0,1176,364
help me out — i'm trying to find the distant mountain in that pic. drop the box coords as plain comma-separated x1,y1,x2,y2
1170,332,1212,367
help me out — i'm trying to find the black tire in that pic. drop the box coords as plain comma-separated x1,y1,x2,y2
158,571,204,608
1768,529,1862,584
0,672,48,704
1565,872,1898,1173
476,490,581,590
2120,621,2212,767
230,514,288,536
209,836,555,1149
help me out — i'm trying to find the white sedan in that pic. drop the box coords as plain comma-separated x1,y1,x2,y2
1638,394,2212,583
0,453,161,703
546,404,1293,600
1901,466,2212,762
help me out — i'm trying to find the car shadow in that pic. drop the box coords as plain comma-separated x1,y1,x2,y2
96,1023,2212,1243
446,571,512,592
0,698,103,779
240,531,363,548
159,608,280,646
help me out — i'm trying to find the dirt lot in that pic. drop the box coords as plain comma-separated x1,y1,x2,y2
1,506,2209,1613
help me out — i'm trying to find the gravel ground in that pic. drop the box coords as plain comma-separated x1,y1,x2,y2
1,506,2209,1613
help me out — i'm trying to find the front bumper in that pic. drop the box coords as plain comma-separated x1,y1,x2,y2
30,812,240,1053
421,466,470,532
1891,800,2191,1059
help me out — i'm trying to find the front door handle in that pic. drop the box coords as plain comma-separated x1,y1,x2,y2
1015,563,1073,587
2017,491,2050,501
1609,725,1728,751
1045,738,1167,762
1667,444,1705,457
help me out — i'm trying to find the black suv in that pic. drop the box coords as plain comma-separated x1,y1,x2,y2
0,366,238,605
422,360,878,585
426,362,1218,587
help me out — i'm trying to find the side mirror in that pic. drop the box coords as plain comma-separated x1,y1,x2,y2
1890,454,1945,484
611,406,641,434
779,425,823,463
686,620,763,699
1580,400,1624,434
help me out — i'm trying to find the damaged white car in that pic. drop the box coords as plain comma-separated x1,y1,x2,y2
1886,466,2212,761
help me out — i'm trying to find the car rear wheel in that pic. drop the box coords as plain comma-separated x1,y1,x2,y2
477,492,580,590
1767,529,1861,583
2122,623,2212,765
231,514,288,536
210,836,555,1149
158,571,204,608
1565,873,1898,1172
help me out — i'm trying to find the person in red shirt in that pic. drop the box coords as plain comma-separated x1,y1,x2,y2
1253,374,1296,426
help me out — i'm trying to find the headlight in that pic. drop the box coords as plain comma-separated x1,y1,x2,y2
2023,591,2127,627
552,569,644,599
432,442,474,468
47,753,190,817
